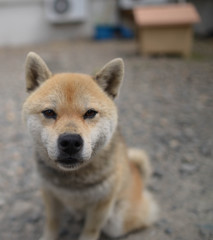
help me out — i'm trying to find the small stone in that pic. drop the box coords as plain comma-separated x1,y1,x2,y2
0,198,5,208
183,127,194,138
200,145,212,157
169,139,180,149
160,117,168,127
11,200,33,217
59,229,69,237
179,163,198,175
5,99,16,122
182,154,194,163
164,228,173,235
154,145,167,160
27,213,41,224
153,170,163,179
198,224,213,238
148,185,160,193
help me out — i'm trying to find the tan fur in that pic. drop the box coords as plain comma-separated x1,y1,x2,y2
128,148,152,185
23,52,158,240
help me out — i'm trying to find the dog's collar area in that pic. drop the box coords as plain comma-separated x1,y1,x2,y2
36,155,112,191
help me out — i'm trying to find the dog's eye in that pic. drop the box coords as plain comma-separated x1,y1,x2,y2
83,109,98,119
42,109,57,119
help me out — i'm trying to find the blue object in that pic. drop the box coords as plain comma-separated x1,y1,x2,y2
119,26,134,39
94,25,134,40
94,25,117,40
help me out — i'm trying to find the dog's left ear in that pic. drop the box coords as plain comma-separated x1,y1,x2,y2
25,52,52,93
95,58,124,99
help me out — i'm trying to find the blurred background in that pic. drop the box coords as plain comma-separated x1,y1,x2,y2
0,0,212,240
0,0,213,46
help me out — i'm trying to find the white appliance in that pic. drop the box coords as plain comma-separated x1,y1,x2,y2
45,0,87,23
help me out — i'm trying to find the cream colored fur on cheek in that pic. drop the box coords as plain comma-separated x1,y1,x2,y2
41,128,59,161
27,115,59,161
27,115,43,144
90,116,117,153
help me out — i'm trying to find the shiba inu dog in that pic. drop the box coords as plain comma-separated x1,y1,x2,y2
22,52,158,240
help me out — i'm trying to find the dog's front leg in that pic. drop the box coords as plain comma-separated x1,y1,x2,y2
40,189,63,240
79,197,113,240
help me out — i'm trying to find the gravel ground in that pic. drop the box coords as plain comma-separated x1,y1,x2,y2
0,39,212,240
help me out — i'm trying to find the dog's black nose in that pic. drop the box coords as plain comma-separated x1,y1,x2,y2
58,134,83,155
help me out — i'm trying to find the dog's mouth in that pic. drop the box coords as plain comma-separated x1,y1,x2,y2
56,158,83,170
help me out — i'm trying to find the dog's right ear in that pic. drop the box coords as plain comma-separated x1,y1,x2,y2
25,52,52,93
95,58,124,99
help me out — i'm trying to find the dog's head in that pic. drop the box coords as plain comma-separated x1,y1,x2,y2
22,52,124,171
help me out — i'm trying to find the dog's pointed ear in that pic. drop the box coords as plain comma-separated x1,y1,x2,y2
95,58,124,99
25,52,52,92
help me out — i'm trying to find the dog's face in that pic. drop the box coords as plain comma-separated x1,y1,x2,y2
23,53,124,171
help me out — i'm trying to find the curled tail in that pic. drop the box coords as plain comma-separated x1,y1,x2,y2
128,148,152,185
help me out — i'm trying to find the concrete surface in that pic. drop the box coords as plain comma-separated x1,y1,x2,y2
0,39,212,240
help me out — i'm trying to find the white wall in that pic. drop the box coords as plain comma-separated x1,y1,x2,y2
0,0,118,46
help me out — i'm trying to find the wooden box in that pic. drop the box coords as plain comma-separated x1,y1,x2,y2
133,4,200,57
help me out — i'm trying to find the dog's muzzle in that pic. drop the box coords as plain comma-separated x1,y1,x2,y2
57,133,83,167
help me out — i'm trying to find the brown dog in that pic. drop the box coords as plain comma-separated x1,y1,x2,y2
22,52,158,240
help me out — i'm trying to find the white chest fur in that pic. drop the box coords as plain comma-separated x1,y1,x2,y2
40,172,115,211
